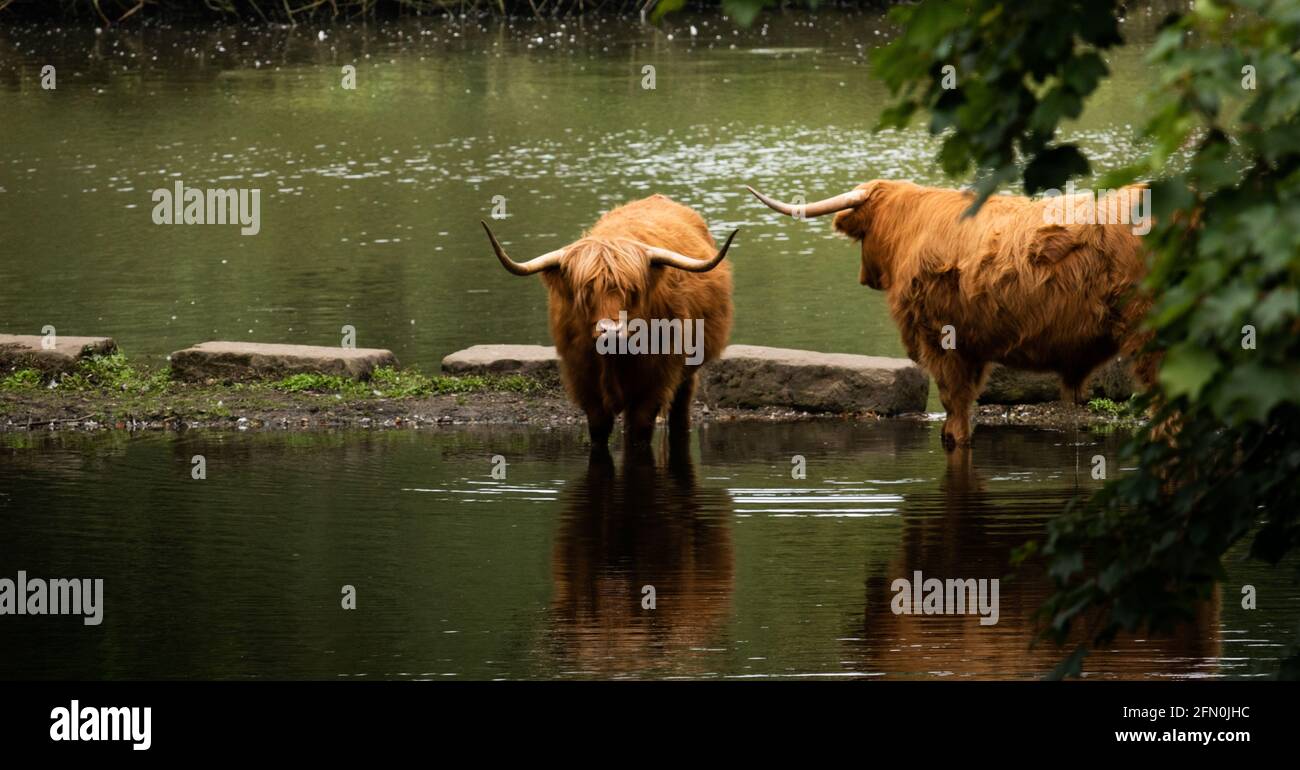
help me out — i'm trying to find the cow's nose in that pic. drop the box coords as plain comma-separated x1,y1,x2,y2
595,318,623,337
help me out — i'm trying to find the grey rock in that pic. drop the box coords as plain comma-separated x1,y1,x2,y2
0,334,118,374
1086,357,1139,401
440,344,560,379
979,357,1137,404
439,343,928,414
169,341,398,383
701,344,929,415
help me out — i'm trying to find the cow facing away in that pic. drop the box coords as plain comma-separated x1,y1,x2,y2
483,195,735,447
749,180,1152,449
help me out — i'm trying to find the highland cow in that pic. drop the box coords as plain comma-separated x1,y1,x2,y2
482,195,735,447
749,180,1152,449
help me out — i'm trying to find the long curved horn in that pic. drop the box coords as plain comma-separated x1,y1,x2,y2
644,229,738,272
481,221,564,276
746,185,867,218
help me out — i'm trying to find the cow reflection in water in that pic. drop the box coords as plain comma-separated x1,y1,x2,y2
547,442,734,676
852,439,1222,679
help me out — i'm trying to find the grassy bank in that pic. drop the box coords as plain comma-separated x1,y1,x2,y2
0,352,546,398
0,352,560,429
0,351,1139,433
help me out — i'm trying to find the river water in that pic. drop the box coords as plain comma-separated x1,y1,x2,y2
2,10,1295,680
1,421,1294,679
1,10,1153,368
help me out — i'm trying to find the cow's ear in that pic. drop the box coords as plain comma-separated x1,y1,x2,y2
539,269,566,294
831,182,881,240
833,207,867,240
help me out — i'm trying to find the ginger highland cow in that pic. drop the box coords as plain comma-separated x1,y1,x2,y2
749,180,1152,449
483,195,735,447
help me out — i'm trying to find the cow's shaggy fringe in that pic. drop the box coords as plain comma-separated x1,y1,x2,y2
561,238,653,318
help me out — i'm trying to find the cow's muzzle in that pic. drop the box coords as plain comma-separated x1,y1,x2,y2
594,318,626,340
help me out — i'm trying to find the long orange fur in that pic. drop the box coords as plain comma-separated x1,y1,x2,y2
535,195,734,446
831,180,1152,447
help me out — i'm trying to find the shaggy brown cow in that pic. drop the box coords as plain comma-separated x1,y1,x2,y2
749,180,1152,449
483,195,735,447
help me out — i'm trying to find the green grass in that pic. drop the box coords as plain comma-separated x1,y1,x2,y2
271,372,361,395
2,354,171,393
1,354,551,404
269,367,547,399
0,369,43,391
1086,396,1145,423
1087,397,1122,415
53,353,172,393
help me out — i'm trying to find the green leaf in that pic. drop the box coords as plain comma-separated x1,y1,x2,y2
1255,288,1300,332
1023,145,1090,194
1063,52,1109,95
1159,343,1219,400
650,0,687,23
1213,362,1299,423
720,0,767,27
1045,644,1089,681
877,101,918,130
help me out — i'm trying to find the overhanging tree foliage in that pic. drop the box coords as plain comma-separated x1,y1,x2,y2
867,0,1300,677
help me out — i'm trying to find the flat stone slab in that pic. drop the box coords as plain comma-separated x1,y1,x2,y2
441,343,927,413
702,345,929,415
0,334,117,374
170,341,398,382
979,365,1060,404
441,344,560,379
979,357,1136,404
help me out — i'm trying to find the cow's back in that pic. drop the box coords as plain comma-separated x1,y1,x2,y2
886,187,1147,370
588,195,716,259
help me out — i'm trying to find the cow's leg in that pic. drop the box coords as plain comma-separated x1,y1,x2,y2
668,373,696,434
1060,354,1102,404
588,439,615,470
623,400,659,448
1060,376,1087,405
586,408,615,447
932,355,988,450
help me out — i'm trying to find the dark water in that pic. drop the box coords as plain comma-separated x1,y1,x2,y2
1,421,1293,680
4,7,1291,681
1,11,1159,371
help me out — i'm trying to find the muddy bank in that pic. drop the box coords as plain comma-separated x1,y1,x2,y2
1,339,1141,434
0,379,1135,434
